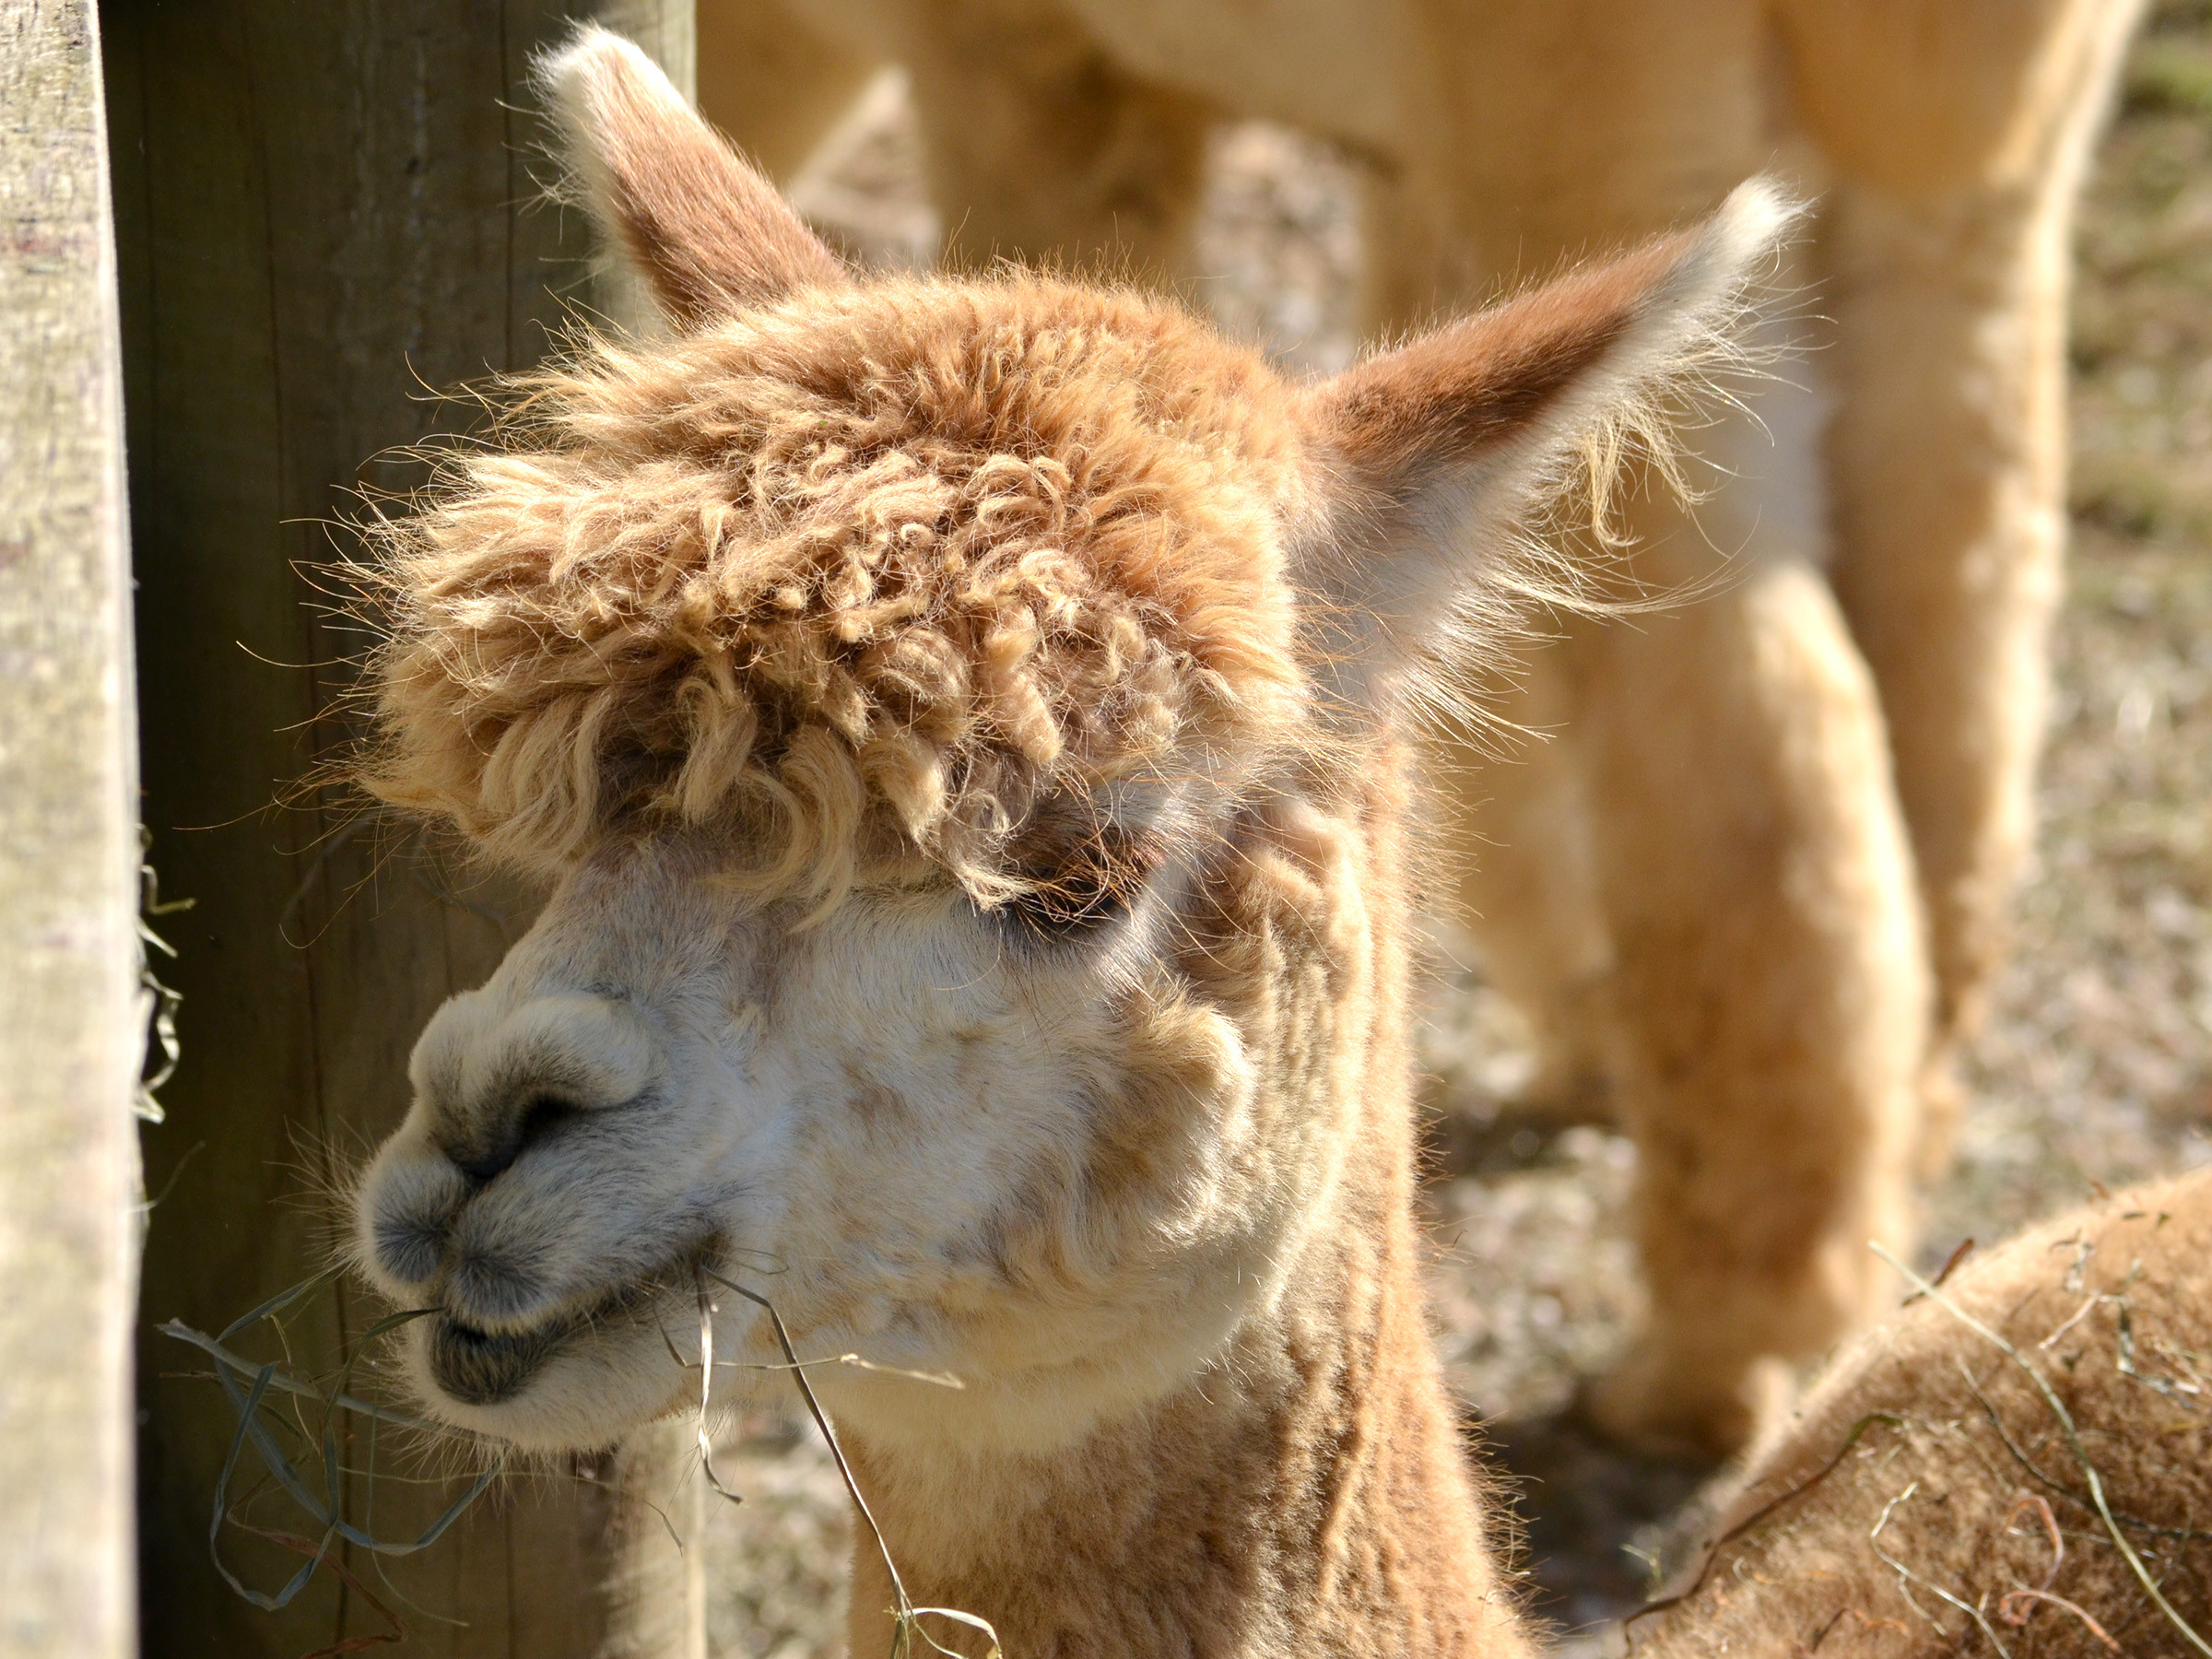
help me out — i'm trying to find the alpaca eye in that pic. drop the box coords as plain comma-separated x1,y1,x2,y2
1006,872,1134,939
1000,825,1164,944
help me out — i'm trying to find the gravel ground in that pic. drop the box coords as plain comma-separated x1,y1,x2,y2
701,17,2212,1653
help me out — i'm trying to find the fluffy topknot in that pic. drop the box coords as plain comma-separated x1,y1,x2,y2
359,276,1313,903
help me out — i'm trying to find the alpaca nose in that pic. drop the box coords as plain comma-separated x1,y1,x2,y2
444,1093,580,1186
407,989,665,1187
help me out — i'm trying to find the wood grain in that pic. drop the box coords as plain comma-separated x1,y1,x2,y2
103,4,701,1654
0,2,141,1654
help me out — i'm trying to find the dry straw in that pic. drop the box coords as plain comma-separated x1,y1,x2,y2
160,1270,505,1624
689,1265,1003,1659
1871,1241,2212,1658
1627,1230,2210,1657
171,1262,1003,1659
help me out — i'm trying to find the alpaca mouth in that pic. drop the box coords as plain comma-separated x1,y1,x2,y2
429,1313,571,1406
426,1265,692,1406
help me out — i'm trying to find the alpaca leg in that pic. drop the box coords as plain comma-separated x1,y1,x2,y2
1785,0,2143,1169
1570,539,1930,1456
1362,0,1928,1451
696,0,881,182
1430,647,1615,1120
883,0,1214,280
1821,188,2074,1174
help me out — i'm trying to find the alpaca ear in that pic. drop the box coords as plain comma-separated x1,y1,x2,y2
1294,178,1798,704
535,24,850,330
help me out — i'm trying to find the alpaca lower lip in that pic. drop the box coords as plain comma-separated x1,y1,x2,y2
429,1314,571,1406
427,1266,692,1407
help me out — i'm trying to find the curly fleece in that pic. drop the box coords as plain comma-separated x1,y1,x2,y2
362,276,1315,900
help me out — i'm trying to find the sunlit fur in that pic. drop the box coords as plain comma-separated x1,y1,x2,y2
344,29,1795,1656
1635,1169,2212,1657
732,0,2147,1455
360,280,1319,905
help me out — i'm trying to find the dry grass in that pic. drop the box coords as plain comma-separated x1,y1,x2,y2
157,1269,509,1640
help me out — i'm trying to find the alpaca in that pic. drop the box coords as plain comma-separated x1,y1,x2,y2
347,33,2206,1657
1633,1167,2212,1657
696,0,2149,1454
348,28,1788,1655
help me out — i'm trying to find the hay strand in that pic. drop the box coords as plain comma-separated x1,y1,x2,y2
699,1267,1003,1659
1872,1240,2212,1658
159,1278,506,1617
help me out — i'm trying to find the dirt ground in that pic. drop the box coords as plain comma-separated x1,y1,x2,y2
699,14,2212,1654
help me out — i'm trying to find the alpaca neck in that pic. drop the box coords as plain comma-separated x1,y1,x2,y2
840,764,1528,1656
840,1194,1531,1658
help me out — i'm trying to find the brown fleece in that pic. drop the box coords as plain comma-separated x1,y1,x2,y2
1634,1171,2212,1658
542,29,849,324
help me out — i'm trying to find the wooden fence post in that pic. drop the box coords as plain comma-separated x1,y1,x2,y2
102,4,702,1654
0,3,141,1656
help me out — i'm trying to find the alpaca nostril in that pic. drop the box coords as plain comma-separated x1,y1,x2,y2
446,1094,582,1186
452,1145,514,1186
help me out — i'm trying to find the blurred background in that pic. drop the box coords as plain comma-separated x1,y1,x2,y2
692,4,2212,1653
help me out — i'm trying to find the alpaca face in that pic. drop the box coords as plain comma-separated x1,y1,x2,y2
342,28,1785,1454
355,804,1353,1454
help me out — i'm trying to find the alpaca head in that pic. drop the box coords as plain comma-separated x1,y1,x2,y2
347,27,1789,1454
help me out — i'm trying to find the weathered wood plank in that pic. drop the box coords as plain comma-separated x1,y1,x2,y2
0,2,142,1655
103,5,699,1654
